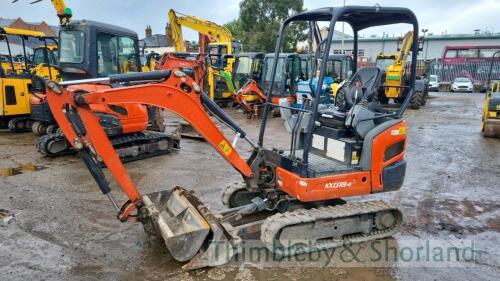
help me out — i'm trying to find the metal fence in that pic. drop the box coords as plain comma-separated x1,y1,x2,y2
359,59,500,87
426,60,500,86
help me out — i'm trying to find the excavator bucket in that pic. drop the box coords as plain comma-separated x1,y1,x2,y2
141,187,235,269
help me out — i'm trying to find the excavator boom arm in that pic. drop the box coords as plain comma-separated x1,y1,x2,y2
49,0,66,15
396,31,414,64
46,70,254,220
168,9,233,51
27,0,72,24
168,9,186,52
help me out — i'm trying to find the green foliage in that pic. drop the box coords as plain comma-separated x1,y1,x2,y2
227,0,307,53
224,19,243,38
190,40,200,50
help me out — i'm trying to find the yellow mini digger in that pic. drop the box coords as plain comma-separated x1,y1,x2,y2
375,31,428,109
482,50,500,137
0,27,58,131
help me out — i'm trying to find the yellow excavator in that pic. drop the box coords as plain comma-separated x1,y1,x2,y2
0,27,59,130
31,43,59,79
168,9,241,103
375,31,428,109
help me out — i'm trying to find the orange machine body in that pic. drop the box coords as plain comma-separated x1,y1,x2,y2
276,121,407,201
31,83,149,134
157,52,206,89
233,80,295,114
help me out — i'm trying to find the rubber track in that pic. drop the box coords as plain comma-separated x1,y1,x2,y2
260,200,402,256
8,117,32,133
111,132,169,147
36,131,71,157
37,131,179,163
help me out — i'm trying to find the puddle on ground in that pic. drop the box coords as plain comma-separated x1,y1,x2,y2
0,163,47,177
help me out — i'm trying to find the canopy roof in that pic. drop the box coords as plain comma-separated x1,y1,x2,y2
286,6,418,31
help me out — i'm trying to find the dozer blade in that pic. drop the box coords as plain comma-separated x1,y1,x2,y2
141,187,235,269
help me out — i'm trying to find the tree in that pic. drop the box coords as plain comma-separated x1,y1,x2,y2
227,0,306,53
190,40,200,51
224,19,243,39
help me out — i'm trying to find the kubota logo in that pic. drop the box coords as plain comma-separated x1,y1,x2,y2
324,181,353,189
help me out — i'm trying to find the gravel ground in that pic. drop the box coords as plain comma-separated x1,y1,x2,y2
0,92,499,281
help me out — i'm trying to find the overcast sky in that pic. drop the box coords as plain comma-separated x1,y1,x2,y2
1,0,499,40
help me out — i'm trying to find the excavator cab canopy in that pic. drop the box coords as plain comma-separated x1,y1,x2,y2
58,20,141,80
232,52,265,89
261,53,302,99
259,5,420,160
207,41,240,69
0,27,57,73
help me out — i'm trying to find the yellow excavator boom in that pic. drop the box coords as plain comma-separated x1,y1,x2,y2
50,0,67,15
167,9,237,101
168,9,233,49
396,31,414,65
26,0,72,25
168,9,186,52
377,31,414,99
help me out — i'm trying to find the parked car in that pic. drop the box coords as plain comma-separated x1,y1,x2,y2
452,77,473,92
429,75,439,92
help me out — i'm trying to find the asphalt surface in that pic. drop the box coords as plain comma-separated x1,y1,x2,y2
0,92,499,281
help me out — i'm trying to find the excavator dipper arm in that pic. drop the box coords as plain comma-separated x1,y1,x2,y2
46,70,254,221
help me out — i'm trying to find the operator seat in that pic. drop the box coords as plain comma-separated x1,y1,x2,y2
344,67,383,107
318,67,383,128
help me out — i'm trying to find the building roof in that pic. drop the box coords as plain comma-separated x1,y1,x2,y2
0,18,59,49
0,17,59,36
319,27,353,41
0,18,15,27
139,34,167,48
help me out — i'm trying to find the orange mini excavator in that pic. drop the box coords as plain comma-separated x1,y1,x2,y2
45,6,418,269
20,0,180,161
31,20,179,161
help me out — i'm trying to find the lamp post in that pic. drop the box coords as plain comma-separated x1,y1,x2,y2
421,28,428,60
341,0,346,54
